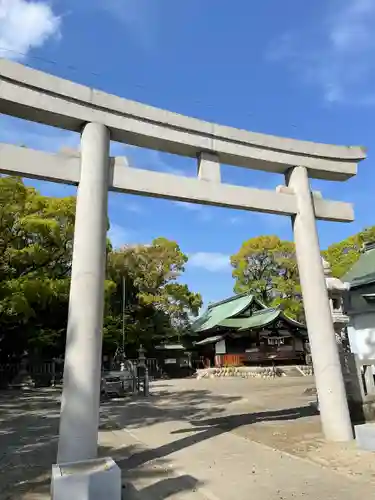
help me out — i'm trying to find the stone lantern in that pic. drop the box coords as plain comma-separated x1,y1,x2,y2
137,344,149,396
322,257,350,354
137,344,146,368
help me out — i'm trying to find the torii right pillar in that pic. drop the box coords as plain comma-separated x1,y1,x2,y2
286,166,353,442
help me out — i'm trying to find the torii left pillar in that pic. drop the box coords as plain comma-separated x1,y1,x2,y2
57,122,110,463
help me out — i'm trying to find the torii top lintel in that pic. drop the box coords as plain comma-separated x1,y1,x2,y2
0,58,366,181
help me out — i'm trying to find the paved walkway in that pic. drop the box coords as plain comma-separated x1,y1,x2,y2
101,379,375,500
0,379,374,499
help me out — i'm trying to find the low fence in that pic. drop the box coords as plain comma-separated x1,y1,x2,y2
0,357,163,389
0,361,63,389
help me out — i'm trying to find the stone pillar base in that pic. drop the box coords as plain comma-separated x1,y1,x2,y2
51,457,121,500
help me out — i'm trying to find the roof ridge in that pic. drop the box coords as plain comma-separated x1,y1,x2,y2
207,292,252,309
253,297,268,309
251,306,279,316
344,247,375,284
351,270,375,288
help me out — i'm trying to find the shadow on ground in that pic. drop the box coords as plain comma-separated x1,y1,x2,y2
113,404,317,472
0,385,237,499
0,384,318,499
122,475,204,500
0,389,61,499
100,383,244,429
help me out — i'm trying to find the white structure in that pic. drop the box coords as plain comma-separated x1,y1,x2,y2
322,258,354,394
322,258,350,348
344,242,375,361
323,256,375,423
0,59,367,470
343,243,375,405
348,315,375,362
51,457,121,500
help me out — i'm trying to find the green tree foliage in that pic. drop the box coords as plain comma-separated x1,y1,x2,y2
0,177,202,360
323,226,375,278
231,235,303,320
231,227,375,321
0,176,76,360
4,175,375,360
106,239,202,354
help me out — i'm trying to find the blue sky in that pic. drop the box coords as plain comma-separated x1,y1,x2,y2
0,0,374,308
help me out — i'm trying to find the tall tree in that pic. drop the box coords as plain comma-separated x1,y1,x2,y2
106,238,202,352
323,226,375,278
231,235,303,320
0,178,202,360
0,176,76,359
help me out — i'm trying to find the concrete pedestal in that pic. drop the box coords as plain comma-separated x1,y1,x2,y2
51,457,121,500
355,423,375,451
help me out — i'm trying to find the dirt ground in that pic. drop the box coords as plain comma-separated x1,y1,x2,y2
172,376,375,483
1,375,374,498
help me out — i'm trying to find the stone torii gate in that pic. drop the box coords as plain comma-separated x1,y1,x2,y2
0,59,367,463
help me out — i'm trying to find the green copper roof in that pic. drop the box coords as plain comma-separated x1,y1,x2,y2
219,308,280,330
343,246,375,287
191,293,254,333
192,293,306,335
220,307,306,338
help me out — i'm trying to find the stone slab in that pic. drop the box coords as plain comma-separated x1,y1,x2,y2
355,423,375,451
51,457,121,500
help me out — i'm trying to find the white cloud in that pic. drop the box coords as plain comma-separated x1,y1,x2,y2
267,0,375,104
189,252,230,272
0,0,61,60
126,148,197,178
173,201,214,222
108,223,133,249
0,115,79,152
150,151,196,178
328,0,374,52
108,191,146,219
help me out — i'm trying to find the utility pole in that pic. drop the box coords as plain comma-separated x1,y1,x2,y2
122,275,126,361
